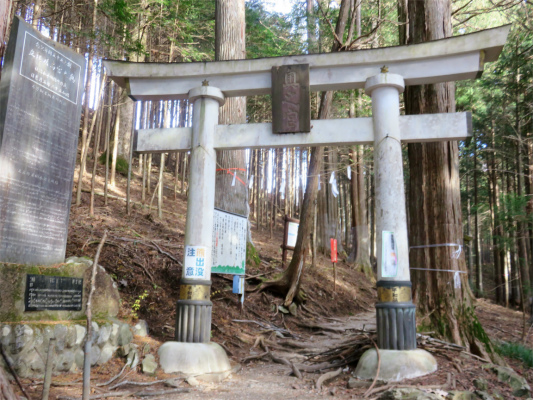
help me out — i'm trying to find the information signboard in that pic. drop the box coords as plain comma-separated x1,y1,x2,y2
25,274,83,311
211,209,247,275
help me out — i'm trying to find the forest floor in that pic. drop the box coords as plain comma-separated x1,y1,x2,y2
14,159,533,399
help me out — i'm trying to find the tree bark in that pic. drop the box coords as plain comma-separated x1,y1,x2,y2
214,0,248,218
260,0,351,305
0,366,20,400
75,0,98,205
0,0,13,80
404,0,488,355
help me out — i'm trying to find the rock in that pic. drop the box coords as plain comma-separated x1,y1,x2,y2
473,378,488,391
164,378,182,388
133,320,149,337
74,349,85,369
13,325,34,355
278,305,289,314
474,391,494,400
74,325,86,346
66,326,77,348
16,349,44,378
110,323,120,346
446,391,476,400
42,326,54,349
56,350,75,372
142,354,158,375
32,328,44,352
98,344,116,365
91,322,100,344
347,377,369,389
288,303,298,316
127,346,140,369
1,325,11,348
378,388,442,399
491,391,504,400
74,345,101,368
486,364,531,398
54,324,68,351
117,324,133,346
186,377,199,387
117,344,131,357
66,256,93,267
97,325,112,345
90,345,101,366
142,343,151,355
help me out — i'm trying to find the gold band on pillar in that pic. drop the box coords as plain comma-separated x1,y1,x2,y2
179,284,211,301
377,286,412,303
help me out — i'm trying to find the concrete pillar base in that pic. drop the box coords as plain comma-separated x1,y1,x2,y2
158,342,232,379
354,349,437,382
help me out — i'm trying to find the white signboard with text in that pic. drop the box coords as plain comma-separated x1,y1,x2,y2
287,221,299,248
211,209,247,275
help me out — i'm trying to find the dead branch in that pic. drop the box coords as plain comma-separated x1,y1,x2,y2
58,391,133,400
460,351,490,363
363,384,395,397
232,319,293,337
83,231,108,400
135,388,190,397
131,260,155,283
363,340,381,397
293,362,336,373
111,236,182,266
0,344,30,399
316,367,342,391
108,380,166,391
267,349,302,379
150,240,180,263
241,351,269,363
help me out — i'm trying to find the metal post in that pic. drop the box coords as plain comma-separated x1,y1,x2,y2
175,83,224,343
365,71,416,350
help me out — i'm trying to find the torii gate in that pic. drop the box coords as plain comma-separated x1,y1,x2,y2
104,25,510,381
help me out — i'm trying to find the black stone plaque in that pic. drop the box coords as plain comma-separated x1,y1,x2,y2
25,274,83,311
0,17,86,265
271,64,310,134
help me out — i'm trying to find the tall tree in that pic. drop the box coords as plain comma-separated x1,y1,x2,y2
214,0,248,218
403,0,492,356
260,0,352,306
0,0,12,79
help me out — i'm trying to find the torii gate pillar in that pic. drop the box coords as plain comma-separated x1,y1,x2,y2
354,72,437,381
158,85,232,377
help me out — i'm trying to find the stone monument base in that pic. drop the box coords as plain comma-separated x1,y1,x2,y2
158,342,232,381
354,349,437,382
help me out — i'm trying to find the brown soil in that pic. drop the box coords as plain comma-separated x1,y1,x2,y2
13,158,533,399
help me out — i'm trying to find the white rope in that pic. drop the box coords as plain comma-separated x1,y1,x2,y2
410,243,462,259
409,268,467,274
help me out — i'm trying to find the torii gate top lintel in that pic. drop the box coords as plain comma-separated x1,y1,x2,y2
104,25,510,102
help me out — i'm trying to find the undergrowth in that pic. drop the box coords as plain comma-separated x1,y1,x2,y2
98,151,129,175
498,341,533,368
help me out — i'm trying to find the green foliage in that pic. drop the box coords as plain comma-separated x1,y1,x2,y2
246,242,261,269
460,304,494,354
98,151,129,176
131,290,149,319
498,341,533,369
494,193,533,250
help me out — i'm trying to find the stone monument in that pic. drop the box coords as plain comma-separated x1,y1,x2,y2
0,18,130,378
0,16,85,265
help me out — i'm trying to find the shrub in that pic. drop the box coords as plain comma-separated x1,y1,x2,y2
498,341,533,368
